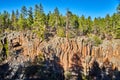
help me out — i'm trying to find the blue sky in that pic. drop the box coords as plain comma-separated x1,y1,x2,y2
0,0,119,18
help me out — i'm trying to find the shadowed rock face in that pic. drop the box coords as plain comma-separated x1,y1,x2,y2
40,37,120,71
0,31,120,79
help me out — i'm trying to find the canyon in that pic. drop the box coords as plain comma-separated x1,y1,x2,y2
0,31,120,80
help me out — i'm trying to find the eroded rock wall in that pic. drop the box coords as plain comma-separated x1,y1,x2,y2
40,37,120,74
1,31,120,76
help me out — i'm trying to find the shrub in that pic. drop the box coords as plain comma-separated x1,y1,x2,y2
93,36,102,46
64,71,72,80
32,26,45,40
57,27,65,37
114,27,120,39
4,39,9,57
88,34,102,46
34,53,44,65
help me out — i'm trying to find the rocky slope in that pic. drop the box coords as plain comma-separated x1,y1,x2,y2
0,31,120,80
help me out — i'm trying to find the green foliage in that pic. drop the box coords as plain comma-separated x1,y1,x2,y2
34,53,44,64
0,40,3,63
67,30,76,38
48,12,55,27
0,11,11,29
32,4,46,39
117,3,120,14
64,71,72,80
81,74,93,80
33,4,46,30
3,38,9,57
0,3,120,40
0,40,2,51
57,27,65,37
71,14,79,29
92,36,102,46
48,7,62,28
88,34,102,46
82,74,87,80
27,7,33,29
21,6,27,18
79,15,92,35
18,14,27,30
32,25,45,40
114,25,120,39
11,10,18,30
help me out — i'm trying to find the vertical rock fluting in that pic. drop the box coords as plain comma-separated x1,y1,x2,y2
40,37,120,75
1,32,120,77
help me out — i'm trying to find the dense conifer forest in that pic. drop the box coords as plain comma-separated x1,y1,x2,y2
0,4,120,40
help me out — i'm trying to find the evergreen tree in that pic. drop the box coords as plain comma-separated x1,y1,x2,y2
48,8,61,27
117,3,120,14
79,15,88,35
46,11,51,26
0,13,4,32
21,6,27,18
2,11,11,29
18,6,28,30
54,7,60,27
18,14,25,30
0,3,119,39
105,14,112,34
86,16,92,33
93,17,100,35
71,14,79,29
27,7,33,29
66,9,71,38
114,3,120,38
16,9,19,20
33,4,46,39
33,4,46,27
0,14,1,33
11,10,17,30
48,11,54,27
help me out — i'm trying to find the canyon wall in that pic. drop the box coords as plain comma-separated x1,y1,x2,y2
0,31,120,79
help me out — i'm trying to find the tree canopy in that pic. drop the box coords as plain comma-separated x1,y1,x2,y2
0,3,120,39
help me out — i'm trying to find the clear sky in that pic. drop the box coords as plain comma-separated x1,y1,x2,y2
0,0,119,18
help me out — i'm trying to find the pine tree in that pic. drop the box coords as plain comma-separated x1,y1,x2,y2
27,7,33,29
11,10,17,30
66,9,71,38
93,17,100,35
115,3,120,38
54,7,60,27
0,13,4,32
117,3,120,14
2,11,11,29
79,15,88,35
16,9,19,20
33,4,46,39
18,14,25,30
48,11,54,27
21,6,27,18
71,14,79,29
86,16,92,33
18,6,28,30
104,14,112,35
33,4,46,27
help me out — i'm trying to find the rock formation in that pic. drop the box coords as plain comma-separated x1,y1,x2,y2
0,31,120,79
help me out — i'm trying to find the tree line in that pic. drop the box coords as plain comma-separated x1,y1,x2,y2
0,3,120,39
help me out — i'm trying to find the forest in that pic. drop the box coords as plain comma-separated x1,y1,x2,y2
0,3,120,41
